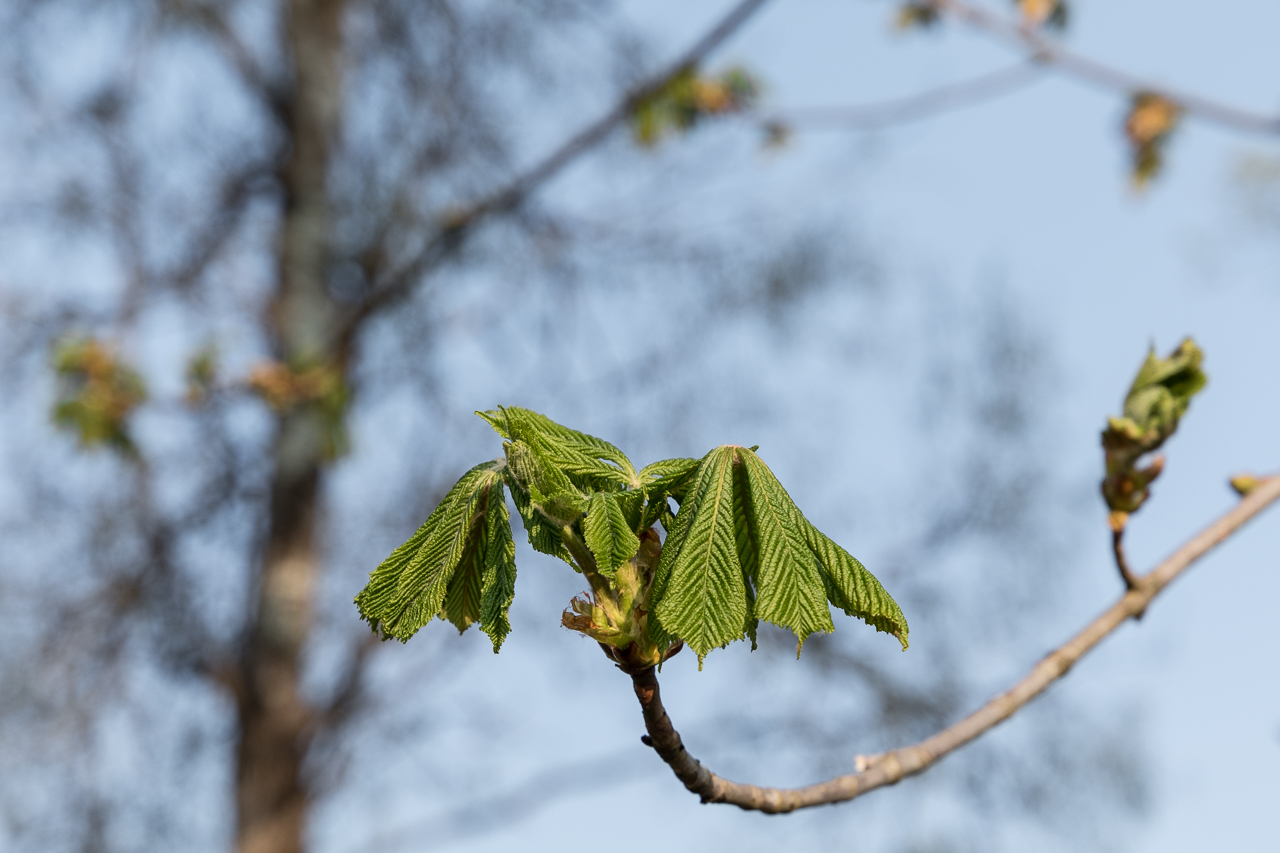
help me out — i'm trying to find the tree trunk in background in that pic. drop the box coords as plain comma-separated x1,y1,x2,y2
235,2,345,852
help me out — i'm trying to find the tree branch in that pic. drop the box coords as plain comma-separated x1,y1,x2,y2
339,0,773,345
1111,526,1139,591
631,472,1280,813
166,0,290,125
761,61,1045,131
929,0,1280,136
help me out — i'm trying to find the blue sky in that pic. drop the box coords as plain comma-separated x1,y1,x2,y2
411,1,1280,850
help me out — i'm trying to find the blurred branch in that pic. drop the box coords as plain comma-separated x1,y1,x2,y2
164,0,290,122
928,0,1280,136
761,61,1044,131
345,747,647,853
317,634,377,730
163,161,275,292
340,0,774,345
633,472,1280,812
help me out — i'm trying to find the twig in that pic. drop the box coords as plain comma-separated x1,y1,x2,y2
761,61,1045,130
930,0,1280,136
1110,527,1139,591
632,472,1280,813
339,0,774,344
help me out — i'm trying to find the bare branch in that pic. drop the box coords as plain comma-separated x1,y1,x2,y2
930,0,1280,136
340,0,774,344
317,634,377,730
762,61,1044,131
164,0,290,124
162,160,275,293
632,473,1280,813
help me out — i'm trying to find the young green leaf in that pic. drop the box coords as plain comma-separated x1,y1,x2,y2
802,520,909,650
584,492,641,578
640,457,701,491
652,447,749,665
1121,338,1206,440
739,450,834,651
476,408,511,439
355,461,503,641
505,468,575,568
491,406,636,488
731,458,761,650
479,481,518,652
1101,339,1207,520
504,439,586,525
441,533,484,633
639,456,701,531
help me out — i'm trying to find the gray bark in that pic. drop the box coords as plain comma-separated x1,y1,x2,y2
235,3,346,852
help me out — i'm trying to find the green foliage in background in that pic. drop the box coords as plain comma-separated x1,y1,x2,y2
1125,92,1182,188
51,338,147,454
1101,338,1206,527
632,66,759,146
247,360,351,460
355,407,907,668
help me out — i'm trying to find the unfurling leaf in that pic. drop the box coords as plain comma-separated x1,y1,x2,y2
52,337,147,455
652,447,748,665
355,461,511,643
650,446,906,665
482,406,635,488
1101,339,1206,525
638,456,700,530
585,492,641,578
739,451,833,652
479,482,518,652
1124,92,1181,187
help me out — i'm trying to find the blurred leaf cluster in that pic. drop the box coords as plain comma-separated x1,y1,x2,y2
1125,92,1181,187
1101,338,1206,528
896,2,940,29
632,66,759,146
248,361,350,459
184,346,218,404
51,338,147,455
1015,0,1068,30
